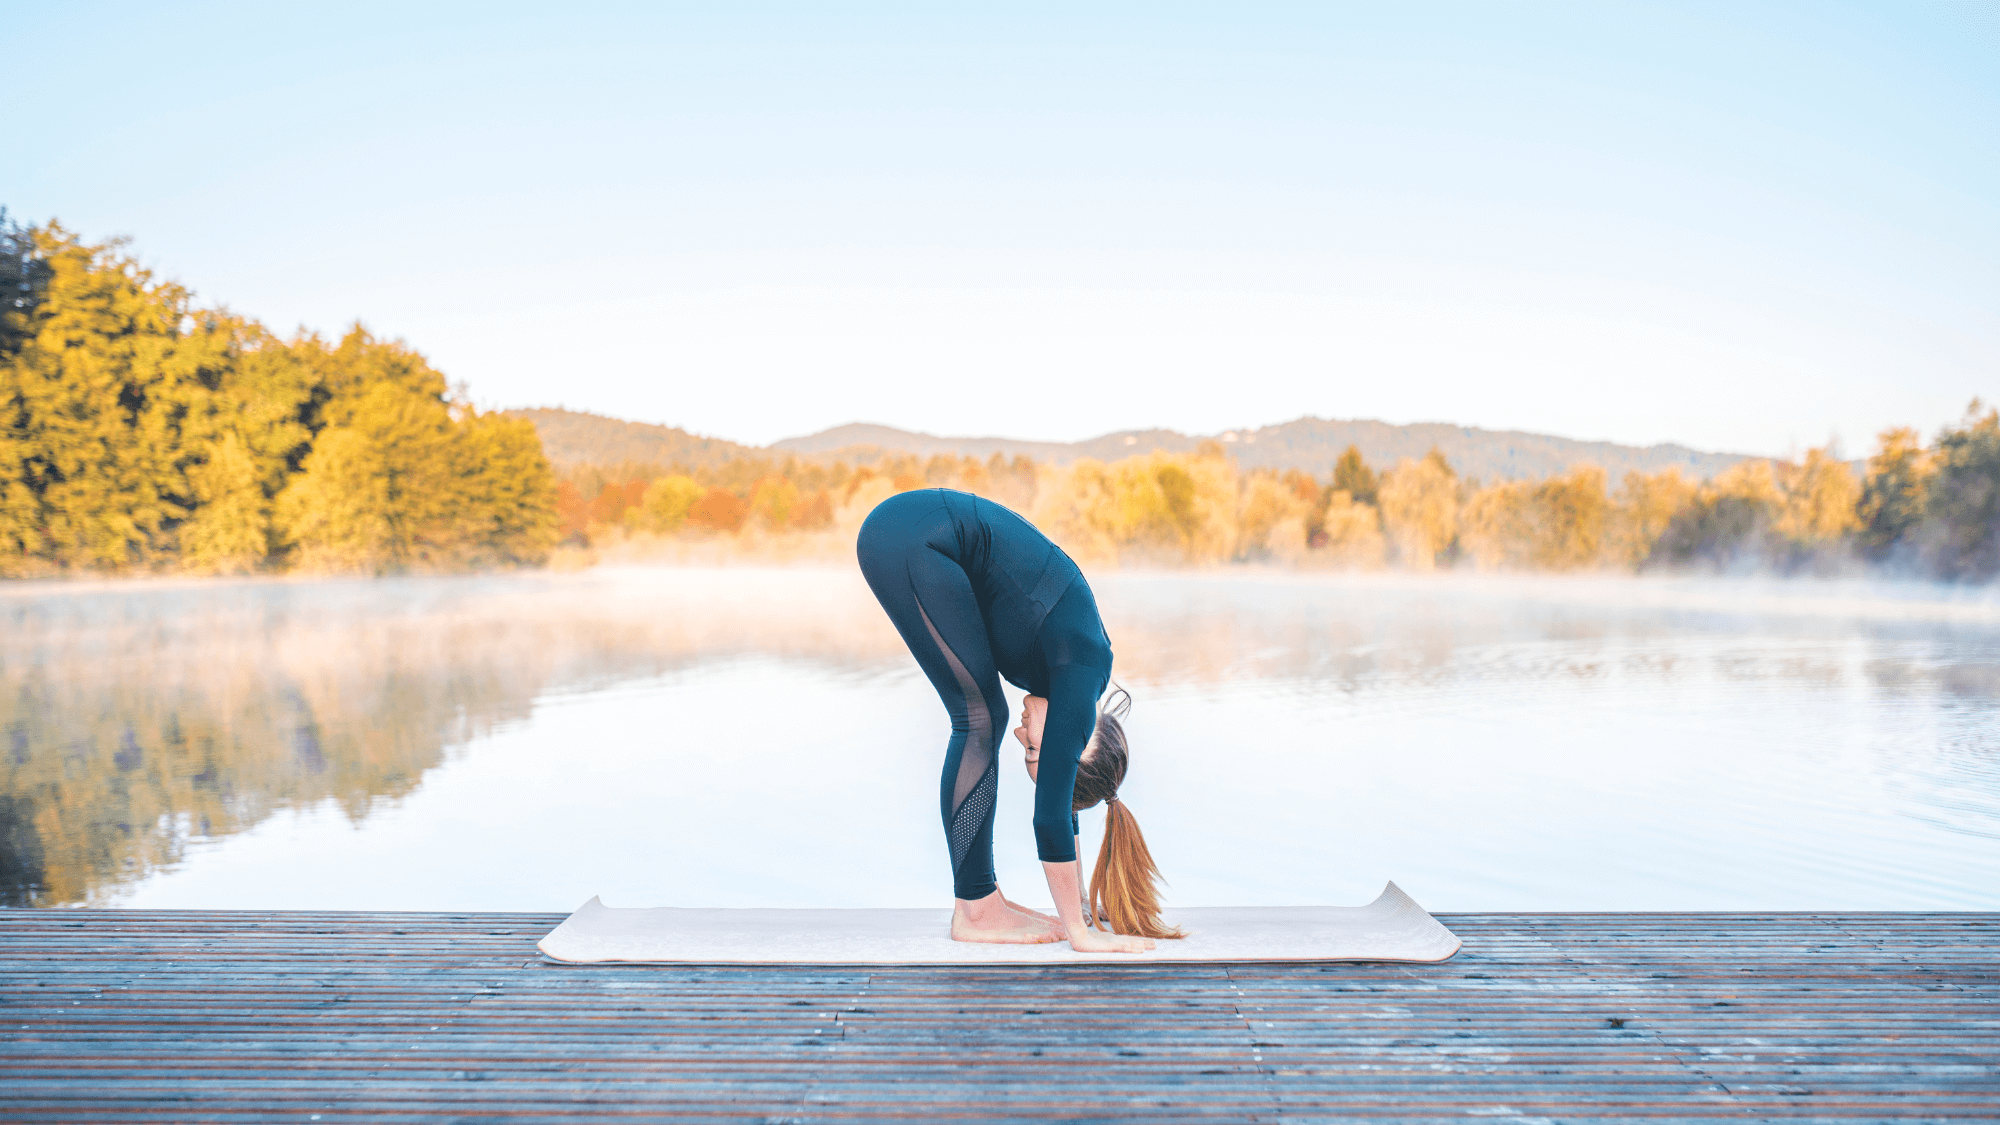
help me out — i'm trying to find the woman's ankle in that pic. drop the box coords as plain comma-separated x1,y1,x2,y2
953,889,1008,924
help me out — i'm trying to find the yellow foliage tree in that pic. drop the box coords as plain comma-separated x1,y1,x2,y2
1858,427,1931,558
448,409,559,568
1459,479,1537,570
1774,447,1861,546
1608,468,1698,567
1378,449,1458,570
1653,459,1786,568
1315,490,1386,568
1036,449,1238,564
277,334,556,573
1237,471,1312,559
0,225,231,572
179,431,270,574
1531,465,1610,570
749,475,801,530
628,474,705,534
0,220,557,578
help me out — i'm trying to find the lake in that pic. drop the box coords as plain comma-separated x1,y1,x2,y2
4,566,1997,914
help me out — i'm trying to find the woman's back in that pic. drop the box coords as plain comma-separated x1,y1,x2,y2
857,488,1087,689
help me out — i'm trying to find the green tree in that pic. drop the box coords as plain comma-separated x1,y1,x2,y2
0,209,49,359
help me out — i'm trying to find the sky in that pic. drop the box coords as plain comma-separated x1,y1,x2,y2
9,1,1998,456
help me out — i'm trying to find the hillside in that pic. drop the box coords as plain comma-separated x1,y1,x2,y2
512,407,1752,482
772,417,1750,482
503,408,761,469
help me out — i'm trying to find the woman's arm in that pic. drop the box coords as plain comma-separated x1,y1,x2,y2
1000,833,1091,928
1028,664,1102,863
1043,858,1154,954
1029,664,1154,953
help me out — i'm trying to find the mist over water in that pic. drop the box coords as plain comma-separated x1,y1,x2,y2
3,568,1997,913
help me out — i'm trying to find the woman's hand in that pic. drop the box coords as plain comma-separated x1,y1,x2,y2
1014,695,1048,781
1041,857,1157,955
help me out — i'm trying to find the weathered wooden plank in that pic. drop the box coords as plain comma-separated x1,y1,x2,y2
2,908,1995,1121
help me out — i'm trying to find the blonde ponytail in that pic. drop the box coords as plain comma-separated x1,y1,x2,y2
1072,685,1182,939
1088,799,1184,939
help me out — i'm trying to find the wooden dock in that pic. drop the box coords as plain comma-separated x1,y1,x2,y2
1,909,1995,1122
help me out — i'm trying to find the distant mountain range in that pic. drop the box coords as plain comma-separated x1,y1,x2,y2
510,408,1752,482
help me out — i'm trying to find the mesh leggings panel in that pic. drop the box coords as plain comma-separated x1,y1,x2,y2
856,505,1010,901
919,602,1000,881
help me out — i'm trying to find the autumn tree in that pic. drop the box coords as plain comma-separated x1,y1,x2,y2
1608,468,1698,567
179,431,270,573
1035,449,1237,564
686,486,749,533
1315,490,1386,567
0,224,230,573
748,475,800,530
0,219,557,577
1858,427,1931,560
1238,470,1312,559
449,409,559,568
1459,479,1536,570
1914,402,2000,581
629,475,704,534
1773,448,1860,547
790,489,835,530
1378,448,1458,570
1653,459,1784,569
1330,444,1379,506
277,330,555,573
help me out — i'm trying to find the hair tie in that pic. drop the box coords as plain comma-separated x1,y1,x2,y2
1105,793,1119,805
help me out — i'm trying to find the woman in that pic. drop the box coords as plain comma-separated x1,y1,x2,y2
856,487,1181,954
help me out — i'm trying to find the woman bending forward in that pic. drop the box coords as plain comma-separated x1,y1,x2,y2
857,488,1181,955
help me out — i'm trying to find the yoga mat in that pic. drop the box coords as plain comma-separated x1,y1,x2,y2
537,881,1461,964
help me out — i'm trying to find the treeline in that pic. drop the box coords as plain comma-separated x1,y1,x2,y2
8,214,1992,582
555,451,1038,541
0,215,556,577
565,410,2000,581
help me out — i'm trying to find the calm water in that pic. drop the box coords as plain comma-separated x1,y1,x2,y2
3,567,1997,913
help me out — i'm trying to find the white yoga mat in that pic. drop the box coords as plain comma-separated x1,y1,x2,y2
537,881,1461,964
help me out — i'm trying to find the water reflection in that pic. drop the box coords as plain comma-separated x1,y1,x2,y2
0,569,899,906
3,569,1997,911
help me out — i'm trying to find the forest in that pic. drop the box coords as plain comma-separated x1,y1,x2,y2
0,215,555,577
3,214,1996,581
549,410,1999,582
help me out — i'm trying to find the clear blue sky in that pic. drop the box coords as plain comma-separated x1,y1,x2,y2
10,1,1997,456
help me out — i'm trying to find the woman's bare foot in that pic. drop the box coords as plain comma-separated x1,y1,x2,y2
999,889,1061,928
951,890,1062,944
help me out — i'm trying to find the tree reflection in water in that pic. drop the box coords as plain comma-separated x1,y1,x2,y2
4,568,1997,907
